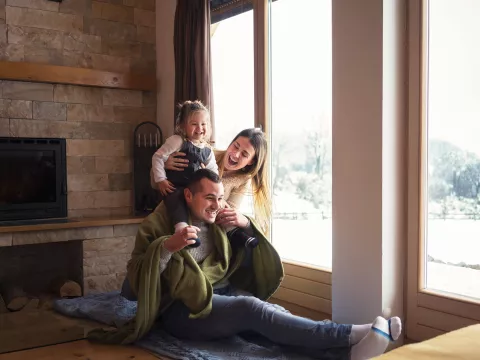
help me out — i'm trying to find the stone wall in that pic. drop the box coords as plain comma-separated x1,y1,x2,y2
0,0,154,296
0,223,139,294
0,0,156,75
0,0,157,217
0,80,156,217
83,223,137,293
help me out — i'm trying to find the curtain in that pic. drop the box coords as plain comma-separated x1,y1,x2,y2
174,0,215,141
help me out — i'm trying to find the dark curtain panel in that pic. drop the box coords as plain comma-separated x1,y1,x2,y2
174,0,215,140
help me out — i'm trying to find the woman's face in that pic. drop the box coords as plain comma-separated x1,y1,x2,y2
223,136,256,171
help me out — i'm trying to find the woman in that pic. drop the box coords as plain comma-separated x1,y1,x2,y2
164,128,271,233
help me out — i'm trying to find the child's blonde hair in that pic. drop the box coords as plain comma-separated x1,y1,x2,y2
174,100,211,142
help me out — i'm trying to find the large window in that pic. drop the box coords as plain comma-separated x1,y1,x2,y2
407,0,480,341
425,0,480,302
269,0,332,268
211,3,332,268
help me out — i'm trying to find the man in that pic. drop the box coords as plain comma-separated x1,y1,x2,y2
116,169,402,359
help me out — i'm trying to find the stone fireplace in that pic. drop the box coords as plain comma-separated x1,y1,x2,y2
0,77,152,353
0,77,154,303
0,78,154,302
0,73,156,353
0,80,156,219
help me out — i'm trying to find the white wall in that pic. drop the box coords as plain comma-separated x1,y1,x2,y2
381,0,407,331
332,0,407,333
156,0,177,138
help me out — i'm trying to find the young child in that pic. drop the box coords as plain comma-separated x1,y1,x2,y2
151,100,257,249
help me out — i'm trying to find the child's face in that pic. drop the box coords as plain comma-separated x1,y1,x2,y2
185,112,209,142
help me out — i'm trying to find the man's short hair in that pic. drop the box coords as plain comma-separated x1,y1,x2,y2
187,169,221,194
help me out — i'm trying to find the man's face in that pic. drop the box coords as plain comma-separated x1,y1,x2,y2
184,178,224,223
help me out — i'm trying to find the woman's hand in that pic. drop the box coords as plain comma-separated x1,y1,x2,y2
165,151,189,171
158,180,175,196
216,205,249,228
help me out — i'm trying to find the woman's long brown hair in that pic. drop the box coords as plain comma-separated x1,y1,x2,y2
216,128,271,232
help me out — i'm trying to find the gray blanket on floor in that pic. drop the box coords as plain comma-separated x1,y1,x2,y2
53,291,322,360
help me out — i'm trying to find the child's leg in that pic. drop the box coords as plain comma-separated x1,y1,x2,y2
163,187,189,232
163,188,200,248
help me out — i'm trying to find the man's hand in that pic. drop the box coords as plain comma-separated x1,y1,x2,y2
163,226,201,252
158,180,175,196
216,206,249,228
165,152,189,171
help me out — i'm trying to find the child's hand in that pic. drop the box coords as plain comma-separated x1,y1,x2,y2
158,180,175,196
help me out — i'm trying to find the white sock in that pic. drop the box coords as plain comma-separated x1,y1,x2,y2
174,222,188,233
388,316,402,341
350,324,371,345
350,316,402,360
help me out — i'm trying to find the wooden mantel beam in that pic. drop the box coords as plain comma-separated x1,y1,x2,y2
0,61,156,91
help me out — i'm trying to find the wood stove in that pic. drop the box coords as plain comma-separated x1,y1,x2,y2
0,137,67,224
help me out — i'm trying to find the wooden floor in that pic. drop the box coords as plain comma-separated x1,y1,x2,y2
0,298,330,360
0,307,108,354
0,340,166,360
0,308,168,360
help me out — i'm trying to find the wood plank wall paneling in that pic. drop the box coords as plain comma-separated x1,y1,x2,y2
272,261,333,315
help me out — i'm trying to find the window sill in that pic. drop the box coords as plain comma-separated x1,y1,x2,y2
282,258,332,274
